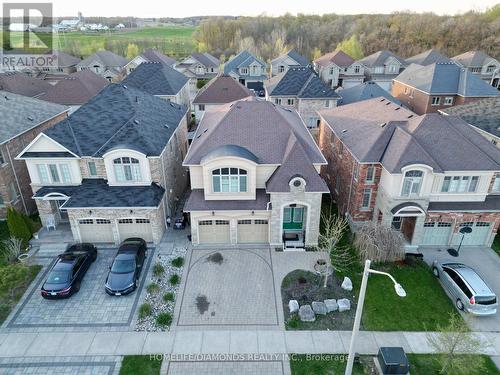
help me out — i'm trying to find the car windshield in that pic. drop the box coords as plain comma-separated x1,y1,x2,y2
46,270,70,284
111,259,135,274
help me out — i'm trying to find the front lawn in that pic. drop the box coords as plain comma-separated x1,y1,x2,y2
120,355,162,375
407,354,500,375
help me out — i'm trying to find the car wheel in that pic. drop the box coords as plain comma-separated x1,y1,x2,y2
432,267,439,278
74,281,81,294
456,299,465,311
92,251,97,262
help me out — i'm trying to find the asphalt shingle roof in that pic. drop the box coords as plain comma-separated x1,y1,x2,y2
141,48,176,66
338,82,400,105
405,49,452,66
193,75,253,104
285,50,310,66
358,50,406,68
185,189,270,211
428,195,500,212
191,52,220,68
122,62,189,96
223,50,266,75
314,50,354,68
452,50,496,67
53,50,81,67
0,72,52,98
77,50,128,68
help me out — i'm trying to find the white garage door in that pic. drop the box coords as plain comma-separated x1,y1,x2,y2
237,219,269,243
118,218,153,242
421,222,453,246
78,219,114,243
198,220,230,244
452,222,492,246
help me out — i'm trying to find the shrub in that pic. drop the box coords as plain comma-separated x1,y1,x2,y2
6,208,31,247
354,222,405,262
163,292,175,302
171,257,184,268
156,312,172,327
2,237,24,263
146,283,160,294
138,303,152,319
153,263,165,277
169,274,180,285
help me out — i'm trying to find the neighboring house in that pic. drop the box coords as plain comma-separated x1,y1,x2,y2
223,50,268,91
313,49,365,89
392,62,500,115
175,52,220,99
183,99,328,249
123,48,177,76
59,19,83,30
439,97,500,148
0,91,68,217
34,51,81,83
318,98,500,250
76,50,128,82
264,66,340,129
405,49,452,66
17,84,189,245
357,50,406,91
338,81,401,106
122,62,190,107
452,51,500,89
39,70,109,113
270,49,310,77
0,72,52,98
192,75,253,122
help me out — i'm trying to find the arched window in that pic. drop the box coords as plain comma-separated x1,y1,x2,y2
113,157,141,182
212,168,247,193
401,170,423,197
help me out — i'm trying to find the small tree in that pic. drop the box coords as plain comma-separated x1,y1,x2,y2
125,43,139,59
354,222,405,262
336,35,364,60
6,207,31,248
2,237,24,263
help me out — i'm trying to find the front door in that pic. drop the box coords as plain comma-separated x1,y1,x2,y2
283,207,304,230
401,217,416,243
50,200,68,222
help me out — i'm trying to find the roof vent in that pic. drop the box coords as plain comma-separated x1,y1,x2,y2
407,115,414,118
380,98,385,102
385,102,391,105
27,116,34,121
380,122,387,128
4,95,9,100
395,107,400,111
164,124,169,129
342,129,347,133
123,85,128,89
134,119,139,124
203,129,208,133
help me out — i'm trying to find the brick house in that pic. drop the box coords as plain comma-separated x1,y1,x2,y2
392,62,500,115
0,91,68,217
318,97,500,250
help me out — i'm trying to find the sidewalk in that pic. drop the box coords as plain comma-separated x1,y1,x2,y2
0,330,499,358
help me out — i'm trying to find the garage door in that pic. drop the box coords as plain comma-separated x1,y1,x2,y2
237,219,269,243
118,218,153,242
198,220,230,244
78,219,114,243
452,222,492,246
421,222,453,246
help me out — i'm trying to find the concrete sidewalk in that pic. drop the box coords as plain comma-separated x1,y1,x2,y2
0,330,499,358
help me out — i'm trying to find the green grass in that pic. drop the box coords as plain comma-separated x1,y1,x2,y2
492,233,500,257
119,355,162,375
407,354,500,375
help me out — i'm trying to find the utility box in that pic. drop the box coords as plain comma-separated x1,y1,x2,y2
377,347,409,374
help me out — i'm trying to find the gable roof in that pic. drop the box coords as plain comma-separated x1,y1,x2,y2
0,72,52,98
39,70,108,106
122,61,189,96
141,48,176,66
0,91,67,145
53,50,81,67
452,50,497,68
358,50,406,68
77,50,128,68
38,84,187,157
314,49,355,68
190,52,220,68
338,82,400,105
193,75,253,104
223,50,266,75
277,49,310,66
405,49,451,66
265,66,340,99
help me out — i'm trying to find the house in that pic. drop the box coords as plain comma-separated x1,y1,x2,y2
405,49,452,66
34,51,81,83
39,70,109,113
357,50,406,91
124,48,177,76
122,62,190,107
264,66,340,129
76,50,128,82
175,52,220,98
313,49,365,89
392,62,500,115
17,84,189,245
338,81,401,106
318,98,500,249
0,72,52,98
439,97,500,148
452,51,500,89
270,49,310,77
59,19,83,30
183,99,328,249
0,91,68,217
223,50,268,92
192,75,253,122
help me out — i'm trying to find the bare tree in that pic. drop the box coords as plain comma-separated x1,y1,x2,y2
354,222,405,262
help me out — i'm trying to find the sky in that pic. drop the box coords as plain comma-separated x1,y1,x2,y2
11,0,500,17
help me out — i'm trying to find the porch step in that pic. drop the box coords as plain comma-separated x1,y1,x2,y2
37,243,68,257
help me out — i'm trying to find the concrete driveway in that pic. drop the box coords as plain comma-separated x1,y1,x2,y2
420,246,500,332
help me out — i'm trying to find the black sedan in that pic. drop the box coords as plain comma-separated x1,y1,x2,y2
105,238,147,296
41,243,97,299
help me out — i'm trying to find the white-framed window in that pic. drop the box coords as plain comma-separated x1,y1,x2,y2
354,65,360,73
361,188,372,209
486,65,495,73
36,163,71,184
198,104,205,111
287,98,295,105
365,166,375,183
329,67,335,75
471,67,482,73
212,168,248,193
401,170,423,197
88,161,97,176
353,163,359,181
278,65,285,73
274,98,282,105
374,66,384,74
387,64,398,73
324,100,331,108
240,67,248,75
492,176,500,192
441,176,479,193
113,157,142,182
250,65,259,75
431,96,441,106
444,97,454,106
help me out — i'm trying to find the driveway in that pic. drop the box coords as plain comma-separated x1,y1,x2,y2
420,246,500,332
176,248,279,326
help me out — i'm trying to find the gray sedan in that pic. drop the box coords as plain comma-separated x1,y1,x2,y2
432,261,497,316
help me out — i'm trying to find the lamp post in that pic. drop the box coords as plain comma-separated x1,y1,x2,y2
344,260,406,375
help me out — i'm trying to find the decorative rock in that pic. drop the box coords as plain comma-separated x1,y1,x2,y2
341,276,353,291
324,299,338,313
337,298,351,312
299,305,316,322
312,301,328,315
289,300,299,314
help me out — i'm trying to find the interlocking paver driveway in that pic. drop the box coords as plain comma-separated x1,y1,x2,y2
166,361,285,374
177,248,278,326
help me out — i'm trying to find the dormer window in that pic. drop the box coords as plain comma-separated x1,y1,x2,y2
113,157,141,182
401,170,423,197
212,168,247,193
240,67,248,75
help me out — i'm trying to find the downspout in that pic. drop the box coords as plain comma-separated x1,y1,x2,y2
160,152,170,228
345,162,355,219
5,144,28,214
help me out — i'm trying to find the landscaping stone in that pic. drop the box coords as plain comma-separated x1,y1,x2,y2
311,301,327,315
299,305,316,322
324,299,338,313
338,298,351,312
289,300,299,314
341,276,353,291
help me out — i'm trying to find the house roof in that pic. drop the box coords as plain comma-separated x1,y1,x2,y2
394,62,500,96
141,48,177,66
358,50,406,68
320,98,500,172
428,195,500,212
314,50,355,68
122,61,189,96
53,50,81,67
338,82,400,105
39,84,187,157
193,75,253,104
440,97,500,138
185,189,270,211
77,50,128,68
405,49,452,66
223,50,266,75
190,52,220,68
281,49,310,66
452,50,496,68
265,66,340,99
0,72,52,98
39,70,108,105
0,91,67,145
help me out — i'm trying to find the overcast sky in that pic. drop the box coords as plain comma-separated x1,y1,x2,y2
26,0,500,17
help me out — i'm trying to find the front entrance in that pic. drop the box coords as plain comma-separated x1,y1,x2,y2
392,216,417,243
283,206,304,230
50,200,68,223
283,205,306,249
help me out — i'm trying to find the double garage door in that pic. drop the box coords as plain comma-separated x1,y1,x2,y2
78,218,153,243
421,221,492,246
197,219,269,244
